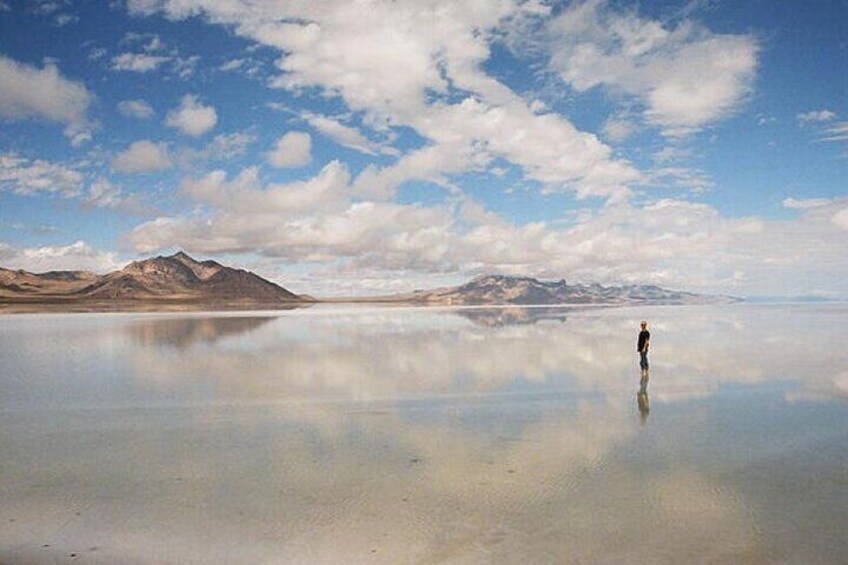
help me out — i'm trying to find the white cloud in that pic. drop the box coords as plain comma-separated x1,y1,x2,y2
84,178,125,209
303,113,391,156
219,58,246,71
120,32,165,53
266,131,312,168
652,146,692,163
832,208,848,230
0,54,93,142
128,162,454,267
203,132,255,160
179,162,349,216
528,99,549,114
601,116,638,142
821,121,848,142
53,13,77,26
353,97,640,201
118,99,154,119
176,132,257,169
548,0,758,136
0,152,83,197
115,1,845,297
204,132,256,160
110,52,170,72
173,54,200,79
647,166,713,194
127,0,639,201
165,94,217,137
782,197,836,210
32,1,63,15
126,162,848,297
797,109,836,124
0,240,121,273
0,152,144,212
111,140,173,173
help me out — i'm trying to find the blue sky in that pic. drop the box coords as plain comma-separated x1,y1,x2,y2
0,0,846,297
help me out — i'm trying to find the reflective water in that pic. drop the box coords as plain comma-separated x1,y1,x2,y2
1,304,846,563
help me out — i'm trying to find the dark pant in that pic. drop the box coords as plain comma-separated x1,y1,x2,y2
640,352,649,370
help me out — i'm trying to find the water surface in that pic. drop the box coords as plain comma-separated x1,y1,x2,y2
1,304,846,563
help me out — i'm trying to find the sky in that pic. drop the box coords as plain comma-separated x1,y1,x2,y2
0,0,846,297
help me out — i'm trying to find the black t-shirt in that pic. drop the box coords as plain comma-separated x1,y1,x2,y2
637,330,650,352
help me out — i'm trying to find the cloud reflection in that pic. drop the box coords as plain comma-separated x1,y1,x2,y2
124,304,848,404
1,304,846,563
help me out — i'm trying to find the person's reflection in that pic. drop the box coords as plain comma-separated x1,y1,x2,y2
637,370,650,425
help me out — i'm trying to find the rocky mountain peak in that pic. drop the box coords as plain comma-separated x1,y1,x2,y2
169,250,222,280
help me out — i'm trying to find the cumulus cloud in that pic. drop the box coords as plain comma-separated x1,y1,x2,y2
118,99,154,119
111,140,172,173
110,52,171,72
125,162,848,297
601,115,638,142
112,1,844,297
202,132,256,160
0,153,144,212
84,178,125,209
266,131,312,168
0,152,83,197
548,0,758,137
783,197,848,231
797,109,836,124
0,54,93,143
126,0,638,200
831,208,848,230
177,132,257,168
0,240,122,273
127,161,455,268
355,97,640,200
165,94,217,137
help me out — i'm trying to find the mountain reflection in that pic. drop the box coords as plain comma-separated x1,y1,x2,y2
455,306,570,327
127,315,277,348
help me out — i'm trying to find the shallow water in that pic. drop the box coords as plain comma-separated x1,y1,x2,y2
1,304,846,564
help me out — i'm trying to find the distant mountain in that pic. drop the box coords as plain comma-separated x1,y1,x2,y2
0,251,308,304
394,275,738,306
2,258,738,308
0,267,97,297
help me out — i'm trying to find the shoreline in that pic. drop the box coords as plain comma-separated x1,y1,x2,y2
0,297,744,316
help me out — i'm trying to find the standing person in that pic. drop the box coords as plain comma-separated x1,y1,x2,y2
637,321,650,375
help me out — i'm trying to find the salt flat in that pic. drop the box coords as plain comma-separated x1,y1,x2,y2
1,304,846,563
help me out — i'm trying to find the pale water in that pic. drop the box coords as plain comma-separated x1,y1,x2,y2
1,304,846,564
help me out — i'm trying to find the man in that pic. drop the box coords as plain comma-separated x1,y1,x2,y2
637,320,650,374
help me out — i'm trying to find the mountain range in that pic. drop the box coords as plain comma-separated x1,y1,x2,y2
1,252,738,306
0,251,307,304
378,274,738,305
